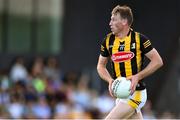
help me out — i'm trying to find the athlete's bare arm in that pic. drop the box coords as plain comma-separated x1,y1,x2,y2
97,55,114,96
127,48,163,93
138,48,163,79
97,55,112,82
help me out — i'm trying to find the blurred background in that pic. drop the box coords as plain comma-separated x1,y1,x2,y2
0,0,180,119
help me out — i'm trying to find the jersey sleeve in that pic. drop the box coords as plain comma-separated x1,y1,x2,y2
140,34,153,54
100,37,110,57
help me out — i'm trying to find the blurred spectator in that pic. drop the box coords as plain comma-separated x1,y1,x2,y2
11,81,26,101
0,89,10,105
24,85,37,102
1,75,10,91
158,110,176,119
53,86,72,119
63,71,79,86
54,101,71,119
178,113,180,119
6,95,25,119
54,100,90,119
70,74,91,110
0,74,10,105
30,56,44,78
23,101,36,119
9,56,28,83
142,100,156,119
32,76,46,94
44,56,63,83
31,97,51,119
0,105,10,118
94,91,114,117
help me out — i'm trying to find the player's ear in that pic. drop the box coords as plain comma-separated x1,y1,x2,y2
122,19,128,25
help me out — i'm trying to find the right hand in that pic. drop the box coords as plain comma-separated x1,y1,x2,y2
127,75,140,95
108,79,115,98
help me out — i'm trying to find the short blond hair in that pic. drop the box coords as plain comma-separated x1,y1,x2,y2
112,5,133,26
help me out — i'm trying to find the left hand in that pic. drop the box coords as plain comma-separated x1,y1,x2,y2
126,75,140,95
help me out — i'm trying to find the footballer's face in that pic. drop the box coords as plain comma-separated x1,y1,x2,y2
109,13,125,35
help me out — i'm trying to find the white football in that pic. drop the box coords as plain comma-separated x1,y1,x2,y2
111,77,131,99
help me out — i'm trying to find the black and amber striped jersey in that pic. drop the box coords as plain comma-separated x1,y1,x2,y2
100,29,153,90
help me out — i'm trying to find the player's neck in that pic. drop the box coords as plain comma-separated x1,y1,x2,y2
116,27,130,39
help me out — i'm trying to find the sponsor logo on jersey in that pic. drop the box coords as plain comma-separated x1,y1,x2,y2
111,52,134,63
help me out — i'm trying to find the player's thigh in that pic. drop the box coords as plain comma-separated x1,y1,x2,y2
130,111,143,119
105,101,135,119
